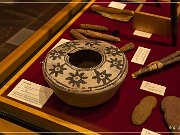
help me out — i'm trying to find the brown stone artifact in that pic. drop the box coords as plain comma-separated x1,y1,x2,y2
76,29,120,42
131,96,157,125
161,96,180,135
91,4,134,22
132,50,180,78
42,40,128,107
80,24,109,31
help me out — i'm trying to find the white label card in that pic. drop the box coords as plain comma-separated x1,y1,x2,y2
51,38,70,50
8,79,53,108
133,30,152,38
141,128,161,135
140,81,166,96
108,1,126,9
131,46,151,65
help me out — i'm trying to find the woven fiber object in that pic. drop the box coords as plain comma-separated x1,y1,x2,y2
43,40,128,108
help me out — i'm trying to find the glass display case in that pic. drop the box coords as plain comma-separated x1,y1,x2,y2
0,0,87,85
0,0,180,134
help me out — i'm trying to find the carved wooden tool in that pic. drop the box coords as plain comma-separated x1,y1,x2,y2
70,29,88,40
132,50,180,78
120,43,135,53
76,29,120,42
91,4,134,22
80,24,109,31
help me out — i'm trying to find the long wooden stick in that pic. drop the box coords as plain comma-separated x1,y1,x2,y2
76,29,120,42
70,29,88,40
80,24,108,31
132,51,180,78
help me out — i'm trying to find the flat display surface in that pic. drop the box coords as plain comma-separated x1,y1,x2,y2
1,0,180,134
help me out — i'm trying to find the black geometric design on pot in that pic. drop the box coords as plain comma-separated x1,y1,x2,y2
107,58,123,70
62,41,80,49
105,46,122,56
49,50,66,60
92,70,112,84
66,71,88,88
49,63,67,77
85,40,102,47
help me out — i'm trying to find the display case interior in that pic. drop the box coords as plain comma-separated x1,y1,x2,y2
0,0,180,134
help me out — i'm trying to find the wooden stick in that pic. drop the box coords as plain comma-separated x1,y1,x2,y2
80,24,109,31
76,29,120,42
120,43,135,53
70,29,88,40
159,50,180,63
132,50,180,78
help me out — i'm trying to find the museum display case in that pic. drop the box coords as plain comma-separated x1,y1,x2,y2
0,0,180,134
0,0,88,85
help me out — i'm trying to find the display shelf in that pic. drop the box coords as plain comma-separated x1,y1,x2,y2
0,0,180,134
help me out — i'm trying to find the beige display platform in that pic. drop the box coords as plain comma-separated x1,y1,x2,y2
133,1,180,36
0,0,87,85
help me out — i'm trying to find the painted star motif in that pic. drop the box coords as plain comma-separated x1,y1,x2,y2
85,40,101,47
66,71,88,88
107,58,123,70
92,70,112,84
105,46,122,56
62,41,79,49
49,50,65,60
49,63,67,77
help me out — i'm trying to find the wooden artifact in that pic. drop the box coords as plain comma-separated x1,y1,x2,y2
70,29,88,40
132,50,180,78
76,29,120,42
91,4,134,22
80,24,109,31
120,43,135,53
42,40,128,108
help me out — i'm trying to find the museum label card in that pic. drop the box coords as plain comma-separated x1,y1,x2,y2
133,30,152,38
141,128,161,135
8,79,53,108
108,1,126,9
6,28,35,46
140,81,166,96
131,46,151,65
51,38,70,50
